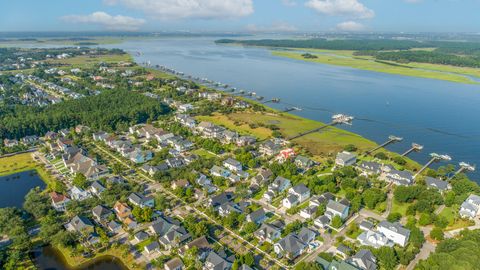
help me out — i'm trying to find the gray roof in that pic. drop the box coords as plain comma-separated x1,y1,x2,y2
224,158,241,167
425,176,449,191
336,151,356,162
277,234,306,254
378,221,410,237
144,241,160,252
69,215,93,231
209,192,234,208
348,249,377,270
205,251,233,269
291,183,310,195
135,231,149,241
327,200,348,213
92,205,112,219
297,227,316,243
247,208,266,224
90,181,106,192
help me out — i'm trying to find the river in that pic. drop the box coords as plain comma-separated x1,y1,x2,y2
103,36,480,181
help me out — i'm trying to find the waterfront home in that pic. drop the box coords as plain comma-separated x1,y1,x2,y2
254,223,282,243
274,233,307,259
128,192,154,208
425,176,450,192
326,199,350,220
69,186,92,201
165,257,184,270
357,161,386,175
89,180,106,196
381,168,414,186
335,151,357,167
203,250,234,270
92,205,113,224
113,201,132,221
49,192,70,212
65,215,94,234
377,221,410,247
348,249,378,270
246,208,267,225
223,158,242,172
459,194,480,219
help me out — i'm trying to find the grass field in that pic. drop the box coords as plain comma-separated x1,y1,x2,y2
391,201,410,216
272,50,479,84
438,206,474,231
46,53,133,68
0,153,55,186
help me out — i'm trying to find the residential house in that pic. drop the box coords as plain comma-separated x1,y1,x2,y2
326,200,350,220
310,192,335,207
210,165,230,178
237,136,256,147
357,230,393,248
460,194,480,219
223,158,242,172
89,181,106,196
274,233,307,259
295,156,315,170
277,148,296,163
69,186,92,201
208,192,234,209
335,151,357,167
264,176,292,202
222,130,238,144
377,221,410,247
316,257,361,270
172,179,191,190
144,241,161,255
381,168,414,186
203,251,234,270
178,103,194,113
314,215,331,229
128,192,154,208
254,223,282,243
107,220,122,234
180,236,212,261
65,215,94,234
113,201,132,221
347,249,378,270
259,140,282,156
92,205,113,224
246,208,267,225
300,205,318,219
135,231,149,242
425,176,450,193
251,168,273,187
49,192,70,212
289,184,311,203
165,257,184,270
150,216,191,249
283,194,300,209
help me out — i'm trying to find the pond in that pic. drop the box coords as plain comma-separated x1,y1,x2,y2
32,246,128,270
0,170,46,208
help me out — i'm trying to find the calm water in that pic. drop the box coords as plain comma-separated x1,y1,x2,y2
0,170,46,207
105,37,480,180
33,246,128,270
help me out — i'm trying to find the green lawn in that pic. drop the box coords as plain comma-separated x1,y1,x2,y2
0,153,56,187
391,200,410,216
439,206,474,231
272,50,479,84
191,148,218,159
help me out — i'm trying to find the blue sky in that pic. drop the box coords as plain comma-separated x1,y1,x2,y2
1,0,479,33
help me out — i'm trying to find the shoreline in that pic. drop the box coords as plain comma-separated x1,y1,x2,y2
0,152,55,187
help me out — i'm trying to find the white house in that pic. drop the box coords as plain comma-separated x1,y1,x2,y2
282,194,300,209
377,221,410,247
325,200,349,220
335,151,357,167
223,158,242,172
288,184,310,203
459,194,480,219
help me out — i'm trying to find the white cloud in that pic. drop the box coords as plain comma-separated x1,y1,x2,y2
336,21,365,31
281,0,297,6
305,0,374,19
62,12,145,31
105,0,254,20
246,22,297,32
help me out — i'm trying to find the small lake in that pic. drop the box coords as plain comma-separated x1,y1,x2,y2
0,170,46,208
32,246,128,270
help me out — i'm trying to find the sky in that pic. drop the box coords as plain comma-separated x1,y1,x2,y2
1,0,480,33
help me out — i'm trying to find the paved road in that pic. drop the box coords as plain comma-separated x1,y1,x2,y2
92,143,290,269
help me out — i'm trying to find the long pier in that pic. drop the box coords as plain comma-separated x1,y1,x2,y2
448,162,475,180
282,107,301,113
414,153,452,179
288,114,354,141
401,143,424,157
262,98,280,104
366,135,403,155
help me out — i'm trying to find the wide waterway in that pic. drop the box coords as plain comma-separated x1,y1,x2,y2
109,37,480,180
